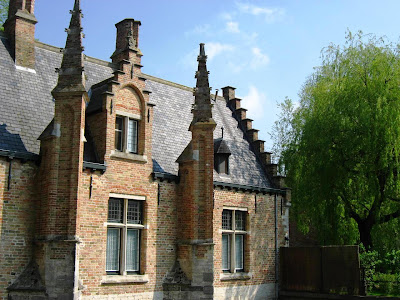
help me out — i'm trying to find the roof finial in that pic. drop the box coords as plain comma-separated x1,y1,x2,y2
53,0,86,93
192,43,213,123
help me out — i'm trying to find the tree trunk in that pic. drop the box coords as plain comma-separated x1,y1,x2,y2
357,219,373,250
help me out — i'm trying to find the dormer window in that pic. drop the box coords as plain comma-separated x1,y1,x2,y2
115,115,139,154
214,138,231,175
215,154,230,174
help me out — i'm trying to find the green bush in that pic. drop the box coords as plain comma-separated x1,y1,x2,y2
379,250,400,274
359,245,381,293
372,273,400,296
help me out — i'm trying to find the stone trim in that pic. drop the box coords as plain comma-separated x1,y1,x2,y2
115,110,141,120
110,150,147,163
100,274,149,284
109,193,146,200
219,272,252,281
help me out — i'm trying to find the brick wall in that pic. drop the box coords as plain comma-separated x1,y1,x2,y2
0,158,37,300
213,188,287,289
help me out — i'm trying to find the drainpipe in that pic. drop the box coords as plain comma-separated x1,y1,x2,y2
275,193,279,299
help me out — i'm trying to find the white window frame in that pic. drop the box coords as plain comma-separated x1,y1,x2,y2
114,111,141,154
106,195,145,275
221,208,247,273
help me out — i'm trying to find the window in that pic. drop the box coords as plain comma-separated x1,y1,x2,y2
106,197,144,275
214,139,231,175
222,209,247,272
215,154,229,174
115,116,138,154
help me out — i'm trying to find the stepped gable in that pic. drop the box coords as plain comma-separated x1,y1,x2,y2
222,86,285,188
147,77,271,188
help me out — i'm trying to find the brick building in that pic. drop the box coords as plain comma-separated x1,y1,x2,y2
0,0,290,299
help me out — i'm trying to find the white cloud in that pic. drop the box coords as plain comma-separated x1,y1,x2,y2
220,12,233,20
241,86,266,120
181,48,198,70
206,42,235,61
237,2,285,23
250,47,270,69
185,24,211,36
180,43,235,69
226,21,240,33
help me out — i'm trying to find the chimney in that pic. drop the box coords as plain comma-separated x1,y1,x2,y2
222,86,236,101
111,18,141,64
4,0,37,70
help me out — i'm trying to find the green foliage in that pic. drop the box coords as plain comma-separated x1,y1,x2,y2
270,97,298,172
372,273,400,296
379,249,400,274
273,31,400,249
359,245,381,293
0,0,8,31
359,246,400,295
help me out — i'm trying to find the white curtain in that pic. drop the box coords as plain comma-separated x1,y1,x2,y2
126,229,139,271
127,119,138,153
235,235,244,270
106,228,120,271
222,234,230,270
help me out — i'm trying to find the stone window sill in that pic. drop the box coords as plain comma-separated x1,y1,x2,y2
110,150,147,163
101,274,149,284
220,272,252,281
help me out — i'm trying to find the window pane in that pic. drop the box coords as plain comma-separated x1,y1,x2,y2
222,234,230,270
108,198,123,223
127,119,138,153
126,229,140,271
222,210,232,230
127,200,142,224
115,117,123,151
218,156,226,174
235,235,244,270
235,211,246,231
106,228,120,272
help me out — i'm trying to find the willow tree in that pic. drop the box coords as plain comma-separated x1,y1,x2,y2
0,0,8,31
279,32,400,249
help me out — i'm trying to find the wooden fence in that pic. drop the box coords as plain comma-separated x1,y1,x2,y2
280,246,362,295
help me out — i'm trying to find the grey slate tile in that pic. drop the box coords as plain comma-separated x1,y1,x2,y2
0,36,270,188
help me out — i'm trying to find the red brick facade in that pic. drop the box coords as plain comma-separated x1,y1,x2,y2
0,1,290,299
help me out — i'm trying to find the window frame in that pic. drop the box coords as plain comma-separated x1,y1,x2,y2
106,195,145,275
215,154,230,175
221,208,247,273
114,112,140,155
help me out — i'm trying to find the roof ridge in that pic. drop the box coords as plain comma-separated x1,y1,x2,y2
34,41,225,100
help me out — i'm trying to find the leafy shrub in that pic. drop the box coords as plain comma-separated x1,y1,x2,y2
372,273,400,296
379,250,400,274
359,245,381,293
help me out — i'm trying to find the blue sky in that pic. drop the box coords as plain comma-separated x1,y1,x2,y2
34,0,400,149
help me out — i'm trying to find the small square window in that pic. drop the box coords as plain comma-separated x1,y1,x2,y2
108,198,123,223
222,210,232,230
235,211,246,231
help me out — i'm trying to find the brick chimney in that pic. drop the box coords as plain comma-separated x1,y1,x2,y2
4,0,37,70
111,18,142,67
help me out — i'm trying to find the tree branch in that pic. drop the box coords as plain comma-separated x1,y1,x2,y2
388,197,400,203
379,209,400,224
339,193,362,223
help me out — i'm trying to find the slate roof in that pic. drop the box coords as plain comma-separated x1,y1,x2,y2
0,34,271,188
